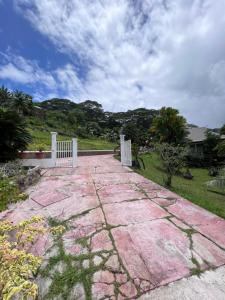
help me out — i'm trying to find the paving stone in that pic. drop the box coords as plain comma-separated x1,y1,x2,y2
167,198,221,226
70,207,105,230
156,190,180,199
119,281,137,298
92,283,114,299
93,255,103,266
91,230,113,252
152,197,176,207
116,273,127,283
138,181,162,192
71,166,95,175
170,217,191,230
93,270,114,283
2,154,225,299
95,165,131,174
82,259,90,268
61,174,93,184
98,183,146,203
60,182,96,196
31,190,69,206
43,168,74,176
28,233,53,257
106,254,120,271
138,265,225,300
112,219,194,287
68,283,85,300
41,194,99,220
92,173,134,185
192,233,225,267
103,200,169,225
194,220,225,249
36,276,52,299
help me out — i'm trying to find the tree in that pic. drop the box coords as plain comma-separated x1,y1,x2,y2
203,131,220,165
150,107,188,145
221,124,225,135
215,141,225,157
12,90,33,116
0,86,12,108
0,108,32,162
157,143,187,187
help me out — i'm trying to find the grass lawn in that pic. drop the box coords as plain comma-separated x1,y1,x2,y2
27,129,117,151
137,153,225,219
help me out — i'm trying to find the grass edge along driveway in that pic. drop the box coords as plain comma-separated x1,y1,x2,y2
136,153,225,219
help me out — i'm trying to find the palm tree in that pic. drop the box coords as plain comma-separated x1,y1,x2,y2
12,90,33,115
0,86,12,108
0,108,32,162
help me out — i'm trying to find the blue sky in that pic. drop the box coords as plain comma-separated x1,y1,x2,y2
0,0,225,127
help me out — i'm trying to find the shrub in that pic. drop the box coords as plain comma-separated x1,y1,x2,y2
0,108,31,162
0,161,25,178
157,143,187,187
0,178,27,212
0,216,65,300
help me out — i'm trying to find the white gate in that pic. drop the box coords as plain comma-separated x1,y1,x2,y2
120,135,132,166
51,132,77,167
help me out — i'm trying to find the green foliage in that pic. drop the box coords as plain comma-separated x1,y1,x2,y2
0,216,65,300
216,141,225,157
0,86,34,116
220,124,225,135
122,122,149,146
203,131,220,163
0,161,28,211
0,178,27,211
0,86,12,108
0,108,32,162
150,107,188,145
27,129,116,151
156,143,187,187
0,161,25,178
137,153,225,219
12,90,33,116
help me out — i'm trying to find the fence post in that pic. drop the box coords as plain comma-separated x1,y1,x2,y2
51,132,57,167
72,138,77,168
120,135,125,165
127,139,132,166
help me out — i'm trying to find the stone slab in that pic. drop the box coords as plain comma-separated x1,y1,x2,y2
103,200,169,225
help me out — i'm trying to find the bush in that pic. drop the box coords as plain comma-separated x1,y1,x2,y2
0,108,31,162
156,143,187,187
0,161,25,178
0,178,27,212
0,216,65,300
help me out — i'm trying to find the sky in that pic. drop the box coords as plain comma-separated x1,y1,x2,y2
0,0,225,127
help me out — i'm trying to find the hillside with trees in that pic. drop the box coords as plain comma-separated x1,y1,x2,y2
0,86,159,151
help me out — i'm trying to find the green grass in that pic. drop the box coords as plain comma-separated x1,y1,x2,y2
27,129,116,151
137,153,225,219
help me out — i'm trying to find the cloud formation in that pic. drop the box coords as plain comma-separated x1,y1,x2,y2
1,0,225,127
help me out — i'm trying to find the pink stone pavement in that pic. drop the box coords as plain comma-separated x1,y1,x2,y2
2,154,225,299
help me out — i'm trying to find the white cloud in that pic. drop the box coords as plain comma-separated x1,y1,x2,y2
0,53,56,88
7,0,225,126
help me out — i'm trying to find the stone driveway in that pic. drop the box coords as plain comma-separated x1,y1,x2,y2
2,155,225,299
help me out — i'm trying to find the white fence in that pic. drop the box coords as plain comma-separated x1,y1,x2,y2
120,135,132,166
22,132,78,168
52,132,77,167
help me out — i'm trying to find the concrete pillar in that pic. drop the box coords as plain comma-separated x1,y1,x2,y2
72,138,77,168
51,132,57,167
120,135,125,165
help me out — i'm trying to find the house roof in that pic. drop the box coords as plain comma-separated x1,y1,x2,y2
187,127,208,142
188,127,225,143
